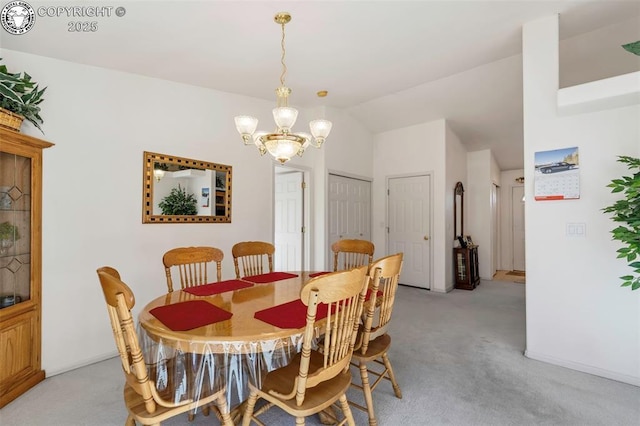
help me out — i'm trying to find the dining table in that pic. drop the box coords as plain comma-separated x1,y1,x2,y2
137,270,333,420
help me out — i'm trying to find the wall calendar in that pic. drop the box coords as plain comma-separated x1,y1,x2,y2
534,147,580,201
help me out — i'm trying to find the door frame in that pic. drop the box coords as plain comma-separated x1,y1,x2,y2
273,164,312,271
491,182,501,277
385,172,434,290
511,184,526,271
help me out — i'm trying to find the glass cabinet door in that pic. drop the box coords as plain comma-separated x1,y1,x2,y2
0,152,31,309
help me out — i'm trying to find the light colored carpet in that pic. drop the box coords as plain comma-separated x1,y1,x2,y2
1,280,638,425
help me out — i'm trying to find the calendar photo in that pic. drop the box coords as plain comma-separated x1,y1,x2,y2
534,147,580,201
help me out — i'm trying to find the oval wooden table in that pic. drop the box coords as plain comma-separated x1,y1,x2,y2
137,271,328,420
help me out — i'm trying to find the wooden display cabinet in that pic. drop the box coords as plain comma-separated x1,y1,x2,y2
0,128,53,407
454,245,480,290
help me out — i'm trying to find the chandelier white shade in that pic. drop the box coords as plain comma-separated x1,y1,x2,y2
234,12,332,164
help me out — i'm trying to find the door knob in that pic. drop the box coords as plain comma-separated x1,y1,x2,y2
424,236,429,240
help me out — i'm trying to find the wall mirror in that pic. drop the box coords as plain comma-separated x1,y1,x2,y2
143,151,232,223
454,181,464,240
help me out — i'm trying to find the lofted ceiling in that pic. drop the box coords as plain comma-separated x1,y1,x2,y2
2,0,639,170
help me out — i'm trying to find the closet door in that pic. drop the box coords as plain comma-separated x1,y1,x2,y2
387,174,431,289
327,174,371,269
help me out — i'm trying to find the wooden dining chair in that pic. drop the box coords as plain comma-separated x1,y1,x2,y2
348,252,404,426
162,246,224,292
331,239,375,272
231,241,275,279
96,267,233,426
242,267,369,426
96,265,121,280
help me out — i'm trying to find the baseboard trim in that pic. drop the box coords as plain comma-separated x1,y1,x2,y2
45,351,118,377
524,349,640,387
399,283,431,291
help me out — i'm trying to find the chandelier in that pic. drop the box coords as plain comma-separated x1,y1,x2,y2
234,12,332,164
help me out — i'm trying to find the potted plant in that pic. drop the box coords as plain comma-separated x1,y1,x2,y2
159,184,198,215
0,58,46,133
0,221,20,255
602,155,640,291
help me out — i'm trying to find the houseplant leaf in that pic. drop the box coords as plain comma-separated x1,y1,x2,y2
603,156,640,291
622,41,640,56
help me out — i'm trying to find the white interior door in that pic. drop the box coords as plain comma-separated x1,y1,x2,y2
328,174,371,270
274,169,303,271
512,186,526,271
387,175,431,289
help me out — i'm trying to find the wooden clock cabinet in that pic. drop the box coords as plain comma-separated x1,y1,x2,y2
454,245,480,290
0,128,53,407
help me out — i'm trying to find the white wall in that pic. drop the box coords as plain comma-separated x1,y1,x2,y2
499,169,524,271
523,16,640,385
559,16,640,88
466,149,500,279
445,125,467,289
324,106,373,179
372,120,448,292
0,49,371,375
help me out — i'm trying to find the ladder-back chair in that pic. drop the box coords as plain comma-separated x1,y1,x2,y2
97,265,121,280
231,241,275,279
331,239,375,271
242,267,369,426
96,267,233,426
349,252,404,426
162,246,224,292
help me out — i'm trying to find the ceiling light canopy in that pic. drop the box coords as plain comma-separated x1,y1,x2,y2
234,12,332,164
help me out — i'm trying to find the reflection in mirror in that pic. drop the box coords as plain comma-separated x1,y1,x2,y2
454,181,464,240
143,151,232,223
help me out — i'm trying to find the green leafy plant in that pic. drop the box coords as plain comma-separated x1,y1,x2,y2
0,58,46,133
159,184,198,215
602,156,640,291
0,221,20,241
153,162,169,171
622,41,640,56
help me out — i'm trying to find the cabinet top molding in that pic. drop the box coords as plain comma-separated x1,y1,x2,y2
0,128,54,150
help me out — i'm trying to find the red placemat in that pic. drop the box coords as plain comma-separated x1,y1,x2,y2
255,290,380,329
309,271,331,278
243,272,299,284
183,279,254,296
150,300,232,331
254,299,330,329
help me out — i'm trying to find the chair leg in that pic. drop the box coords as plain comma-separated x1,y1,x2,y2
125,414,136,426
318,406,337,424
242,392,259,426
381,353,402,399
216,394,234,426
359,363,378,426
295,417,305,425
338,393,356,426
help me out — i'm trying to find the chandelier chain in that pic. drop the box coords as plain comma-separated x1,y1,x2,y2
279,21,287,87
